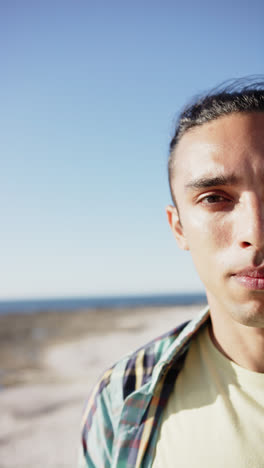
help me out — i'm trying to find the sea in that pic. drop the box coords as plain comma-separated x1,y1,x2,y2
0,292,207,315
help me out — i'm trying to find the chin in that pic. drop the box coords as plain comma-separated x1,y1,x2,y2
231,302,264,328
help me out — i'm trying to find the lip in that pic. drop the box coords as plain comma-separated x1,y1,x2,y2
232,267,264,290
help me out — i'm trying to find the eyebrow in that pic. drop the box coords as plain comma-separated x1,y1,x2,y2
185,174,240,190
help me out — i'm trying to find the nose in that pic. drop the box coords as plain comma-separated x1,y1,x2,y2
238,194,264,253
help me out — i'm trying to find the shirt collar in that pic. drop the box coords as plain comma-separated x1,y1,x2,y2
149,305,210,393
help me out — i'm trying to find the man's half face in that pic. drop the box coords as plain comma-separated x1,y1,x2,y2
167,112,264,328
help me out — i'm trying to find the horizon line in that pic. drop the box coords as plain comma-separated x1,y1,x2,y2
0,290,206,303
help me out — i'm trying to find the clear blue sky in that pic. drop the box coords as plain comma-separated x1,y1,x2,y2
1,0,263,299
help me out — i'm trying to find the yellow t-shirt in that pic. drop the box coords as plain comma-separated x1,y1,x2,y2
153,325,264,468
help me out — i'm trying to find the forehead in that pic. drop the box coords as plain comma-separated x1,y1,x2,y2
172,112,264,184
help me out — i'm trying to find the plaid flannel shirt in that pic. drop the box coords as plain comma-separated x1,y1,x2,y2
79,306,209,468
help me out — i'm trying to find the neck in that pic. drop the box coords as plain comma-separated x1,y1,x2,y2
208,301,264,373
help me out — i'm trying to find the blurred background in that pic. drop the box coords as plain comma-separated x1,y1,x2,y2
0,1,263,467
1,0,263,302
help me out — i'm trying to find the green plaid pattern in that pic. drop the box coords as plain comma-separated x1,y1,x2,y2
79,306,209,467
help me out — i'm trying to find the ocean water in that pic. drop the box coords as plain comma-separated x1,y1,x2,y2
0,293,207,315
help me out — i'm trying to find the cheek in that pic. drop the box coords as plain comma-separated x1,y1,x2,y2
184,214,234,252
184,217,235,288
209,217,234,249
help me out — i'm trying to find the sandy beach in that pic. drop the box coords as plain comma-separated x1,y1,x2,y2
0,304,205,468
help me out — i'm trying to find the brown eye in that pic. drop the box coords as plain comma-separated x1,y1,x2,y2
203,195,226,204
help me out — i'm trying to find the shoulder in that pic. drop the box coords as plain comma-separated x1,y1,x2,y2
83,307,210,418
79,309,210,466
82,319,190,426
120,320,190,398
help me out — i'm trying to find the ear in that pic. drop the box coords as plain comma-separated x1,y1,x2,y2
166,205,189,250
